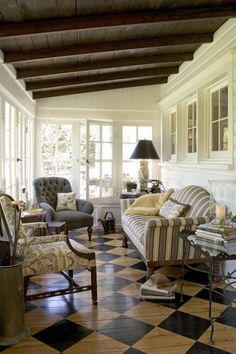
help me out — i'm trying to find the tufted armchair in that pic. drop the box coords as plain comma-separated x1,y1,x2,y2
33,177,94,240
0,195,97,303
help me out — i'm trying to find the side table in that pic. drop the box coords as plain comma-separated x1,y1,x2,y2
181,231,236,345
21,211,46,223
47,221,67,234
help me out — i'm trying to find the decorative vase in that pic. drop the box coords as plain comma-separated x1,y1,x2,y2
0,256,30,346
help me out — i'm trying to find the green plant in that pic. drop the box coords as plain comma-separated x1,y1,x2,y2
217,212,236,239
126,181,137,192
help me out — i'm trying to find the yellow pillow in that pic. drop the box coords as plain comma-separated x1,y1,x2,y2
125,188,174,216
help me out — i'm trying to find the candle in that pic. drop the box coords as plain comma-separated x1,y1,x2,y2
215,204,226,219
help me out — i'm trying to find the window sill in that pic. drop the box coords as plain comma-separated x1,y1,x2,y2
160,161,233,170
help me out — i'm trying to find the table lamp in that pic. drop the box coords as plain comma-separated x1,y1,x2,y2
130,139,159,191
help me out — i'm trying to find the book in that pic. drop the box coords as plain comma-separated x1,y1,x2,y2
196,223,236,241
197,223,236,235
139,278,177,297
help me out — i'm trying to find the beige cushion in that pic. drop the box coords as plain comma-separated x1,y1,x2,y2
159,199,188,218
56,192,77,211
125,188,174,216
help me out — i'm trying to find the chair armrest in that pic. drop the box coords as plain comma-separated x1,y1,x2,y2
120,198,136,214
18,234,68,245
38,202,55,221
76,199,94,214
143,216,211,261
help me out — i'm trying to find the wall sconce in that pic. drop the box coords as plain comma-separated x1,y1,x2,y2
130,139,159,191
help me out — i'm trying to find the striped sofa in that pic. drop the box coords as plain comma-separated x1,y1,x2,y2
121,185,211,276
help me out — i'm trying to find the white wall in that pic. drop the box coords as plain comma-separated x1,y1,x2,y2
158,19,236,203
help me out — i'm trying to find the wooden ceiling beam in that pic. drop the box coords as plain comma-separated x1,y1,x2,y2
17,52,193,79
0,6,235,38
5,33,212,63
33,77,168,99
26,67,178,91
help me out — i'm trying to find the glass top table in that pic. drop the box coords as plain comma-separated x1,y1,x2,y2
181,232,236,345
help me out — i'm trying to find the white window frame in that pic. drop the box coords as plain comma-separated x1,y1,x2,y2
208,79,229,161
183,96,197,162
169,109,177,161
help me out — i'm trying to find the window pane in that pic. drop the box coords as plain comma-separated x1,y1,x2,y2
220,86,228,119
171,112,176,133
212,122,218,151
89,162,100,198
42,161,56,176
123,161,138,185
138,126,152,140
220,119,228,151
89,142,100,161
171,135,176,154
102,162,112,197
193,128,197,153
102,125,112,142
212,91,218,121
123,126,136,143
102,142,112,160
188,130,192,153
188,105,193,128
193,102,197,126
90,124,100,141
123,143,136,160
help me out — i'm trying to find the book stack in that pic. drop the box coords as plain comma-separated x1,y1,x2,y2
194,222,236,250
138,273,177,301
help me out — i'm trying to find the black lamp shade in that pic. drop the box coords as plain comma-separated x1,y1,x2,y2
130,140,159,160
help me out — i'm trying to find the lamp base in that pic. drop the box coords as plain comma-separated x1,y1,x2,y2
138,160,149,192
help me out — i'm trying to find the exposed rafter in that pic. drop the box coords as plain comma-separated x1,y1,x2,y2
0,6,235,38
17,52,193,79
33,77,168,99
26,67,178,91
5,33,212,63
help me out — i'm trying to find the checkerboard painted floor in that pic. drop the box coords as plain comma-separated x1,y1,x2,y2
2,230,236,354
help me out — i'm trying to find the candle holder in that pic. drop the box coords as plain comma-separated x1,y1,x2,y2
208,179,236,224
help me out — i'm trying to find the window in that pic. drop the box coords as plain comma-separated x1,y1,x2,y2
122,125,152,188
4,101,17,197
187,101,197,153
211,86,228,152
1,99,34,202
87,121,113,199
170,111,176,155
41,123,72,180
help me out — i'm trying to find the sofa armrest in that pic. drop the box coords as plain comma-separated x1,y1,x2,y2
120,198,136,214
144,216,211,262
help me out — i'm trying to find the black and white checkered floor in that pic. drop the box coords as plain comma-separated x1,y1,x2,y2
2,230,236,354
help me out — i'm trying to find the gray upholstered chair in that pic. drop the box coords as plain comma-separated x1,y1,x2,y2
33,177,94,240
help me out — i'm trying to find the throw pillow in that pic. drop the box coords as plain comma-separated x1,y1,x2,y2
56,192,77,211
169,198,189,216
159,199,189,218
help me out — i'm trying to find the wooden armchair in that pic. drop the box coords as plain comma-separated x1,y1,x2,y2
0,195,97,303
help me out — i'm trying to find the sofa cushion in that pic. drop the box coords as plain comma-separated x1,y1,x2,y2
159,199,188,218
170,185,210,217
124,188,174,216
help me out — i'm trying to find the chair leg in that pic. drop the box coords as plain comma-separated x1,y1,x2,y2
87,226,92,241
91,266,97,304
122,234,128,248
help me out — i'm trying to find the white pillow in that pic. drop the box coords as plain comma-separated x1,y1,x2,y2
56,192,77,211
159,199,187,218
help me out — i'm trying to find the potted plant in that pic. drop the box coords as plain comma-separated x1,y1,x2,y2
0,196,30,346
126,181,137,192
